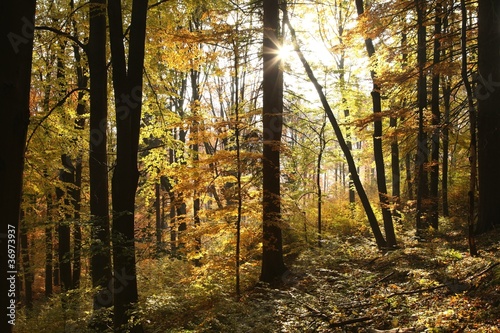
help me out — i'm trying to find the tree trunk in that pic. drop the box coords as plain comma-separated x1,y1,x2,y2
415,0,430,232
69,0,86,291
477,0,500,233
190,65,201,264
317,120,326,248
89,0,113,315
390,116,401,221
405,153,413,200
0,3,36,329
355,0,396,247
45,223,54,297
429,1,442,230
261,0,287,283
108,0,148,331
442,77,451,217
461,0,478,255
57,155,74,292
45,193,54,297
155,182,163,254
20,210,33,308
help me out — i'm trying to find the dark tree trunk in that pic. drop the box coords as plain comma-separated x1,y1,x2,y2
57,155,74,292
190,68,201,264
89,0,113,314
317,120,326,248
70,7,87,289
45,223,54,297
355,0,396,247
429,1,442,230
390,116,401,221
260,0,287,283
71,157,82,290
155,182,163,254
442,78,451,217
405,153,414,200
284,9,387,249
0,2,36,331
477,0,500,233
20,211,33,308
108,0,148,331
415,0,430,232
45,193,54,297
461,0,478,255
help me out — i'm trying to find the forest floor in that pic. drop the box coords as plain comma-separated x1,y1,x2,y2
15,219,500,333
185,221,500,333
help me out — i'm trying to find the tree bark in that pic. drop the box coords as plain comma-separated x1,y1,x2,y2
108,0,148,331
0,2,36,331
57,155,74,292
415,0,430,232
89,0,113,315
390,116,401,221
20,210,33,308
261,0,287,283
461,0,478,255
70,0,87,289
45,193,54,297
429,1,442,230
477,0,500,233
442,78,451,217
355,0,396,247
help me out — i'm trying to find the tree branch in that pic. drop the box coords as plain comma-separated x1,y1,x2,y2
25,87,89,152
35,26,87,51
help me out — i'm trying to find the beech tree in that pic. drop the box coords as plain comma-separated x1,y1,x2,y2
89,0,113,317
261,0,287,282
355,0,396,247
0,1,37,332
107,0,148,331
477,0,500,233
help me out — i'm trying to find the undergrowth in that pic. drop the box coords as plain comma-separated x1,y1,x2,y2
14,218,500,333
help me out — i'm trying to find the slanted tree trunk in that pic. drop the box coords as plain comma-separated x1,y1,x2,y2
355,0,396,247
108,0,148,331
260,0,287,283
284,9,387,249
477,0,500,233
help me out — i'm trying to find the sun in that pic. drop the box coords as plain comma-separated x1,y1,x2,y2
277,43,294,61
